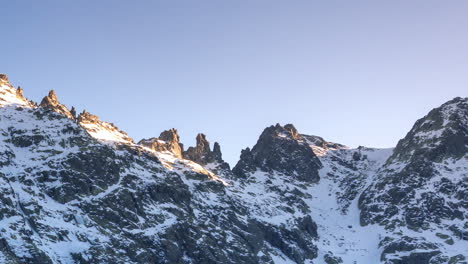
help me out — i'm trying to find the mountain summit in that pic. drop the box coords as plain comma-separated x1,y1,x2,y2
40,90,75,119
389,96,467,163
233,123,322,182
0,74,466,264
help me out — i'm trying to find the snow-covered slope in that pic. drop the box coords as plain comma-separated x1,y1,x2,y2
307,145,393,263
77,110,134,145
0,74,466,264
233,116,466,263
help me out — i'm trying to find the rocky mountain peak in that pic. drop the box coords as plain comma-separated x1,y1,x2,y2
40,90,74,119
16,86,24,98
46,90,58,101
212,142,223,161
159,128,180,143
388,96,467,163
0,74,32,107
359,97,467,253
0,73,9,84
184,133,218,164
233,123,322,182
260,123,304,141
139,128,184,158
195,133,211,153
183,133,231,175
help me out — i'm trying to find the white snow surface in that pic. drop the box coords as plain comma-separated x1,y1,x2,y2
308,145,393,263
0,82,30,107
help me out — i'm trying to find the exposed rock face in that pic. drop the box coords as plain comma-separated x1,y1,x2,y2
233,123,322,182
77,110,99,123
359,97,468,263
183,133,222,164
183,133,231,175
139,131,229,171
212,142,223,162
39,90,74,119
15,86,27,102
184,133,211,164
388,97,467,163
139,128,184,158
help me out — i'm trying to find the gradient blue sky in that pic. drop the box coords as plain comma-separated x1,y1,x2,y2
2,1,467,165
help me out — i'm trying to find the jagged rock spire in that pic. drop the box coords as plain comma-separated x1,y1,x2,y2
0,74,13,89
0,74,9,84
16,86,24,97
182,133,225,164
184,133,211,164
196,134,211,154
159,128,184,158
212,142,223,162
43,90,58,102
15,86,28,103
40,90,74,119
159,128,181,145
140,130,230,172
70,106,77,120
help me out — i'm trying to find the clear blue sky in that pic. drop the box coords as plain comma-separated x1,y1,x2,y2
2,1,467,165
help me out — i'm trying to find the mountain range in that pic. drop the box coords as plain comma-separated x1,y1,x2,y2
0,73,466,264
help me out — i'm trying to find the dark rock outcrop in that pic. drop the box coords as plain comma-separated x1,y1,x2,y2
379,236,442,264
233,123,322,182
70,106,77,120
184,134,212,164
360,97,468,230
183,133,231,175
212,142,223,162
183,134,223,164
